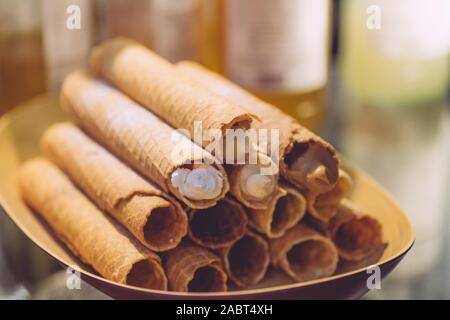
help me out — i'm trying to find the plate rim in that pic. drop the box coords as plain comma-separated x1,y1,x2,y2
0,202,415,297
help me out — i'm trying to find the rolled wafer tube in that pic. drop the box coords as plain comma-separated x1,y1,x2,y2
270,224,338,282
248,183,307,238
176,61,339,194
307,170,353,223
328,199,383,261
228,151,280,210
42,122,188,252
89,37,256,152
18,158,167,290
188,198,248,249
219,231,270,287
164,242,227,292
61,70,229,209
89,37,278,209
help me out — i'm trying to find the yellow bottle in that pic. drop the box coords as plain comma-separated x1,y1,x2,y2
340,0,450,107
205,0,331,132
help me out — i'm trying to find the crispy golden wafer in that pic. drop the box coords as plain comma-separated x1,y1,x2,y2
18,158,167,290
270,224,338,282
42,122,188,252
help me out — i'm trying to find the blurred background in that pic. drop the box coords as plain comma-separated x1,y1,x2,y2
0,0,449,299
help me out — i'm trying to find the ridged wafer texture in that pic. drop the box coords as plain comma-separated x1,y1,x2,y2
18,158,167,290
176,61,340,194
41,122,188,252
187,198,248,249
270,224,338,282
328,199,383,261
89,37,255,150
163,242,227,292
248,183,306,238
307,170,353,223
60,70,229,209
218,230,270,287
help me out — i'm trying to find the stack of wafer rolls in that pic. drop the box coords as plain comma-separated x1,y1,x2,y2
17,38,386,293
176,61,340,194
41,122,188,252
89,38,281,212
61,71,229,209
18,159,168,290
174,61,385,276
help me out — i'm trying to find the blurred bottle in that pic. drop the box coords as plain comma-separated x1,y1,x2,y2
99,0,203,63
148,0,203,63
41,0,95,94
0,0,46,114
211,0,331,132
201,0,220,71
340,0,450,107
97,0,153,47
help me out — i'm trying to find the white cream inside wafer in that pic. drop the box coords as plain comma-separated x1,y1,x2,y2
171,167,223,200
291,160,329,190
287,143,337,193
240,165,276,199
245,174,274,198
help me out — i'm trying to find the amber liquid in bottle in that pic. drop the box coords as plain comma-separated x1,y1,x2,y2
204,0,330,132
0,29,46,115
255,88,327,133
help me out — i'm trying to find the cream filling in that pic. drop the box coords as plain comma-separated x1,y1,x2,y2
306,165,329,186
171,167,223,200
240,164,276,199
287,143,337,193
246,174,274,198
290,159,329,190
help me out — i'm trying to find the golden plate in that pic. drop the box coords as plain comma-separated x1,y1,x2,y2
0,95,414,299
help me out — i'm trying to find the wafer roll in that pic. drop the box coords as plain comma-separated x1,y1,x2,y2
219,231,270,287
188,198,248,249
164,243,227,292
18,158,167,290
89,38,255,151
307,170,353,223
270,224,338,282
42,122,188,252
61,70,229,209
176,61,339,194
248,183,306,238
227,151,280,210
328,200,383,261
90,37,278,210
